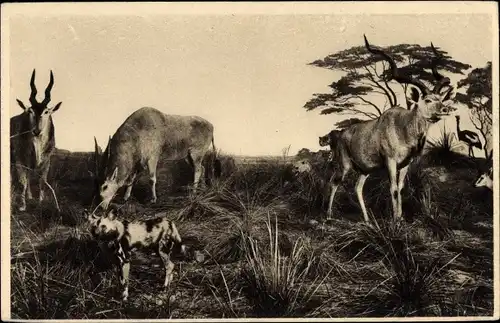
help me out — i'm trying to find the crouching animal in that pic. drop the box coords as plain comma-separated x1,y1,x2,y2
474,166,493,191
290,154,336,209
84,207,187,301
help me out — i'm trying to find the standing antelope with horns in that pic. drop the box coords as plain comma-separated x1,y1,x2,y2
10,70,62,211
325,36,457,223
92,107,218,210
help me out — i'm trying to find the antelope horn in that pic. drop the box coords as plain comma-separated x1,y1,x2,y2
94,136,102,156
29,69,38,105
430,43,451,94
103,136,112,173
42,70,54,105
93,136,102,175
107,136,112,157
364,35,430,96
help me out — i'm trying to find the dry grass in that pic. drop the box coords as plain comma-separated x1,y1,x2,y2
9,148,494,319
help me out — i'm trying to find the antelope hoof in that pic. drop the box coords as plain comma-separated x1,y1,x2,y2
18,205,26,212
150,198,157,204
122,290,129,302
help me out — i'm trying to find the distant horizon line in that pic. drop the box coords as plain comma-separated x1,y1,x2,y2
53,147,318,158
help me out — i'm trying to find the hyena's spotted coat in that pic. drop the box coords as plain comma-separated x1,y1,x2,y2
84,207,187,301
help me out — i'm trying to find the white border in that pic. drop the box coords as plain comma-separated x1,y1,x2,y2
1,1,498,322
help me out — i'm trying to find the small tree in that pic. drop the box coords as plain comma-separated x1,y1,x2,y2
456,62,492,159
304,37,471,130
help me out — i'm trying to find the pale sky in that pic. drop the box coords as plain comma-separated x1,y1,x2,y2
6,6,495,156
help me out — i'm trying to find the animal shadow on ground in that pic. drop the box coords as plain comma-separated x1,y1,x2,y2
10,197,87,233
12,235,116,275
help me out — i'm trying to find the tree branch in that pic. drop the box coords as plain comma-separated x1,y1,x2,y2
469,108,492,152
363,65,395,107
376,62,398,106
346,108,378,119
354,95,382,116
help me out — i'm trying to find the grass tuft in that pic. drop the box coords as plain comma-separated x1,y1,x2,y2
239,214,330,317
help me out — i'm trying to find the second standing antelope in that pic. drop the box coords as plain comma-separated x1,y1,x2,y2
324,36,458,223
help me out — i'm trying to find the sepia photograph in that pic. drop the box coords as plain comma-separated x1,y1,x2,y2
1,1,498,321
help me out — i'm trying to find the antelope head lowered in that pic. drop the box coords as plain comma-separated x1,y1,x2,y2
10,70,62,211
324,36,457,223
91,107,218,210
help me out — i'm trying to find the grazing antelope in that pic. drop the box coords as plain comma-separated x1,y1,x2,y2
10,70,62,211
474,166,493,190
92,107,218,209
84,207,187,301
455,115,482,158
324,36,457,223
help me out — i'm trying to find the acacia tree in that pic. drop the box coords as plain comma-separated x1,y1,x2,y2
456,62,492,159
304,38,471,129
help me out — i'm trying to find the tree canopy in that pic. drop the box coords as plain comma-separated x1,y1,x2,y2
456,61,492,113
304,40,472,129
456,61,492,158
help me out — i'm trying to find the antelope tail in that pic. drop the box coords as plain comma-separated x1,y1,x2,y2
212,136,222,179
212,136,217,153
170,222,187,256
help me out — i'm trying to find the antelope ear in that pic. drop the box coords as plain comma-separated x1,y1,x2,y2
409,86,421,102
50,102,62,113
111,167,118,181
16,99,27,110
